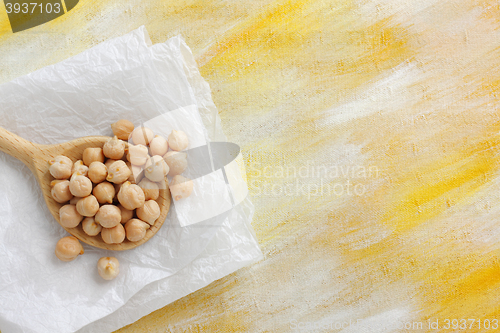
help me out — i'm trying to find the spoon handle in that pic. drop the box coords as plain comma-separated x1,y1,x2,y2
0,127,37,171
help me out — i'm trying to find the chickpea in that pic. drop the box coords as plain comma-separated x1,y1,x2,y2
117,181,145,210
69,172,93,197
144,155,169,182
111,119,134,141
71,160,88,177
149,135,168,156
93,182,115,204
106,160,131,184
156,178,168,190
101,224,125,244
127,162,143,184
168,130,189,151
88,161,107,184
81,217,102,236
95,204,122,228
138,178,159,201
163,151,187,176
125,219,150,242
97,256,120,280
69,196,82,205
104,159,119,169
51,180,73,203
59,204,83,228
83,147,105,166
103,136,126,160
117,204,134,224
114,182,123,195
127,144,149,166
49,155,73,179
130,126,154,146
136,200,160,225
170,175,194,201
76,195,99,217
55,236,84,262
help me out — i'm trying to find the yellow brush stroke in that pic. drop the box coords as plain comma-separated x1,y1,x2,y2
382,136,500,232
477,0,500,21
333,107,500,328
0,2,12,38
115,276,251,332
200,0,413,122
409,243,500,333
211,0,416,245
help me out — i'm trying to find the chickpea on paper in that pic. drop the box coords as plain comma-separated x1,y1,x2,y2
49,120,194,280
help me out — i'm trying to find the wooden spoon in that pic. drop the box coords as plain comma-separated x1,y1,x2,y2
0,127,171,251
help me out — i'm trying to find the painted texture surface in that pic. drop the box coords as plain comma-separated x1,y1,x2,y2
2,0,500,332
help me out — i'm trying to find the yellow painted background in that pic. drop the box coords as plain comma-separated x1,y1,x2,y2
2,0,500,332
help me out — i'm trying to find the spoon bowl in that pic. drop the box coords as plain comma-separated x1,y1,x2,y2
0,127,170,251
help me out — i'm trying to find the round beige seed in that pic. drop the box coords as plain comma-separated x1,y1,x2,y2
101,224,126,244
117,204,134,224
125,219,150,242
106,160,131,184
138,178,159,201
69,173,92,197
55,236,84,262
136,200,160,225
97,256,120,280
51,180,73,203
82,147,105,166
59,204,83,228
81,217,102,236
49,155,73,180
103,136,126,160
170,175,194,201
111,119,134,141
163,151,187,176
93,182,115,204
95,205,122,228
130,126,154,146
76,195,99,217
88,161,108,184
168,130,189,151
117,181,145,210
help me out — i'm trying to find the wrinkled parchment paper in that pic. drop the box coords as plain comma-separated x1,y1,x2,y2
0,27,262,333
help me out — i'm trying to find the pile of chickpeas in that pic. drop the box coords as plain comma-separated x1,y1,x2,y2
51,119,194,280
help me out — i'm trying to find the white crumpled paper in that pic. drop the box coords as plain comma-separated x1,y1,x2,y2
0,27,262,333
